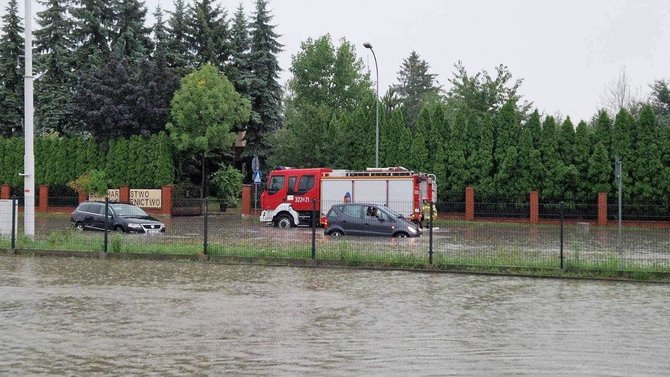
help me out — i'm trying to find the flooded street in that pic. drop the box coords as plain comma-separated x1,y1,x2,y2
1,256,669,375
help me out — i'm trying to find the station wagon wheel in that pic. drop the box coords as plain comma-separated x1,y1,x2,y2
275,215,293,228
74,222,85,231
329,229,344,237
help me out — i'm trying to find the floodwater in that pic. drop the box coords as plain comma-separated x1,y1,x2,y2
1,256,669,376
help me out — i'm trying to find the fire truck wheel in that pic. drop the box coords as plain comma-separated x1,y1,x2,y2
275,215,294,228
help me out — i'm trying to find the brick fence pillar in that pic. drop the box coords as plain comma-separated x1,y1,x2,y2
1,184,10,199
241,184,252,216
530,191,539,224
465,186,475,221
78,191,88,204
598,192,608,226
161,185,173,215
119,185,130,203
39,185,49,212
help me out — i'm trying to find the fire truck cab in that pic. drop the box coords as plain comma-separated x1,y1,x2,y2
259,167,332,227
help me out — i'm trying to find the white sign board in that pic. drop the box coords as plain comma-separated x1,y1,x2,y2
129,189,162,208
89,189,120,203
89,189,162,208
0,199,18,237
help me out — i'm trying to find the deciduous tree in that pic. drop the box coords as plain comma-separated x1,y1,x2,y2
167,64,250,197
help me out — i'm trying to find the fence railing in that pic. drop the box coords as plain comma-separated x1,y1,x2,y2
1,199,669,275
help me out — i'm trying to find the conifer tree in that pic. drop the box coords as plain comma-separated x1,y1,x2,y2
516,127,543,195
592,109,612,157
470,114,495,200
71,0,113,71
35,0,76,134
0,0,24,136
495,146,522,202
227,4,252,99
188,0,227,67
166,0,192,74
573,121,593,201
632,105,662,203
558,117,576,164
587,141,612,196
408,120,429,172
393,51,442,129
494,101,520,171
111,0,152,60
246,0,283,164
524,109,542,149
380,110,411,167
444,112,469,198
429,103,449,150
539,116,564,201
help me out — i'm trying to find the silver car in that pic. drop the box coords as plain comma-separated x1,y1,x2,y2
323,203,421,238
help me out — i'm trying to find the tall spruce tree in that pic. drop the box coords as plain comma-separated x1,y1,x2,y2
35,0,75,134
188,0,227,67
246,0,283,165
166,0,192,74
71,0,113,71
227,4,252,99
393,51,442,129
111,0,152,60
0,0,24,136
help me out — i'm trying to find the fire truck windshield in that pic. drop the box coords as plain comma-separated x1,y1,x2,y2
268,176,285,194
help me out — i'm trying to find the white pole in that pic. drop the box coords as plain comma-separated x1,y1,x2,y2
363,42,379,168
24,0,35,236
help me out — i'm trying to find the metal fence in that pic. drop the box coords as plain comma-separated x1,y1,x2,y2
1,199,669,274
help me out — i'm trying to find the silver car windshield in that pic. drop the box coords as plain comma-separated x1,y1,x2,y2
109,204,148,217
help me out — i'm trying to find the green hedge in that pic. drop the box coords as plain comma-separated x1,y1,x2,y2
0,133,174,188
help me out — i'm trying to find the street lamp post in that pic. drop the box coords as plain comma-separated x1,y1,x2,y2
24,0,35,236
363,42,379,168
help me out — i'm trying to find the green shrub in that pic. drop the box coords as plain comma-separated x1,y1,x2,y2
211,164,243,206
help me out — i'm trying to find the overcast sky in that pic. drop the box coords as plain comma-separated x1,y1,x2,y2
10,0,670,122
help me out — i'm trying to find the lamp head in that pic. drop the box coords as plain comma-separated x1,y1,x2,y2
363,42,373,49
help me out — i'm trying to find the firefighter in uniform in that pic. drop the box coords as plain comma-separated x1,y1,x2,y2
420,198,437,229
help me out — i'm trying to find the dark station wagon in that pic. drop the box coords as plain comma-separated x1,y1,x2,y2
71,201,165,234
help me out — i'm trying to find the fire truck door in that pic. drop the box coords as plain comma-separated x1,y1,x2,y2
292,174,315,209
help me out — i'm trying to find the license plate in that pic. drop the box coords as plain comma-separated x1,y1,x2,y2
146,229,160,234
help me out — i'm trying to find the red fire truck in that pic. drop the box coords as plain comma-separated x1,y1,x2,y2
259,166,437,227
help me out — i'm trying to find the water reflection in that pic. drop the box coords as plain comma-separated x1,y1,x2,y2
1,256,669,376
